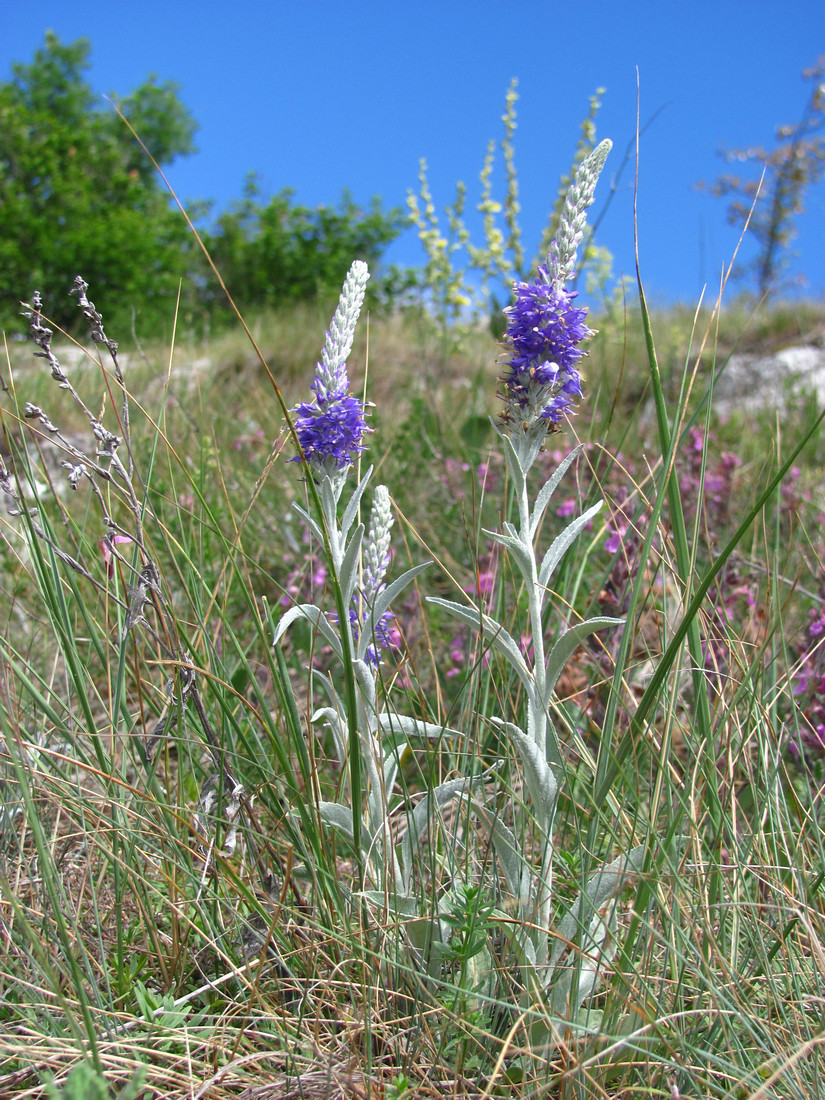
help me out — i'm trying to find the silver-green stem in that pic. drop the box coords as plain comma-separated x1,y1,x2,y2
352,669,404,895
320,478,401,895
515,469,555,970
317,476,364,884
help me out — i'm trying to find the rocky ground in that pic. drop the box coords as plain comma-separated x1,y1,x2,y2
712,339,825,416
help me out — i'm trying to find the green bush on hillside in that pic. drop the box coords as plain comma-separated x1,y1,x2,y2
0,33,407,339
199,174,409,326
0,32,198,335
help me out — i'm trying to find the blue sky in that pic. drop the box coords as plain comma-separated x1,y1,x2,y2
3,1,824,306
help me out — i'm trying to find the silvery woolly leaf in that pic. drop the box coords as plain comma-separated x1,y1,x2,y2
377,714,464,741
383,741,408,803
319,475,340,525
491,719,559,834
426,597,535,702
317,802,377,863
361,890,419,918
524,705,563,770
537,501,603,592
292,504,325,548
399,771,493,896
548,844,647,979
404,914,448,980
272,603,344,661
496,427,526,501
340,465,373,541
369,563,431,626
310,705,346,765
504,419,548,477
493,907,539,973
483,527,532,584
338,523,364,607
313,674,356,765
351,657,376,715
547,846,645,1018
314,669,346,720
523,931,537,969
543,617,624,709
572,1007,604,1035
358,563,431,663
470,799,532,907
550,902,619,1017
530,445,583,539
317,801,355,843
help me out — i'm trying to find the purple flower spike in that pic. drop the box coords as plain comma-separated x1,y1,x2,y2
498,141,609,440
291,260,370,482
294,388,369,477
501,265,592,429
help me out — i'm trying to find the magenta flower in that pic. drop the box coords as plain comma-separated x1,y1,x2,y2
100,534,133,578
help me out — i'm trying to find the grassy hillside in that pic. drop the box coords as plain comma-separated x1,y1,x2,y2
1,284,825,1099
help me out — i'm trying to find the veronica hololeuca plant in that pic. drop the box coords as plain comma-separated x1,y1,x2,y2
274,263,485,904
276,147,651,1033
429,140,647,1031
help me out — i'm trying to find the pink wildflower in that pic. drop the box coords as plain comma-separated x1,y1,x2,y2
100,534,133,578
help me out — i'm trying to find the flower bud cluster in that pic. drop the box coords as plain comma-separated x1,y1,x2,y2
546,140,612,287
500,265,592,430
293,261,371,481
336,485,397,667
363,485,393,597
500,141,610,433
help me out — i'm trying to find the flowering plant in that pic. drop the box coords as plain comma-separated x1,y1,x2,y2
426,140,651,1030
272,142,655,1035
274,262,488,903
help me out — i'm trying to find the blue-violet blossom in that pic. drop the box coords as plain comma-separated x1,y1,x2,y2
292,260,370,481
293,389,369,479
501,264,592,429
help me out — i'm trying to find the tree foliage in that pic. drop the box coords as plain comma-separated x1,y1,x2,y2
0,32,198,334
200,175,408,324
0,33,407,339
701,56,825,297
